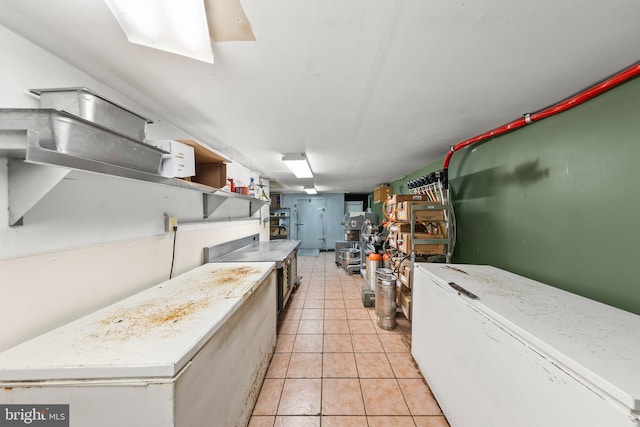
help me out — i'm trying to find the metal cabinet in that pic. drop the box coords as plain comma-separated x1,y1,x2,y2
270,208,290,240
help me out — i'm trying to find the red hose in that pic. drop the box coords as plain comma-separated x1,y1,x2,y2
443,63,640,169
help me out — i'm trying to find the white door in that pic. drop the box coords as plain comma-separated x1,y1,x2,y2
296,198,325,250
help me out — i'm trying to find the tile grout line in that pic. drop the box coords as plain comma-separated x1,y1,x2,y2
255,253,445,426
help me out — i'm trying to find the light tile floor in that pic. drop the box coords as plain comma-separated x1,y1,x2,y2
249,252,450,427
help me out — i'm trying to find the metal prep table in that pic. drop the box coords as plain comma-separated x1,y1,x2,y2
206,235,301,313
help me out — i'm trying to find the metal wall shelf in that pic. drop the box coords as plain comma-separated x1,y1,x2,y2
1,129,269,226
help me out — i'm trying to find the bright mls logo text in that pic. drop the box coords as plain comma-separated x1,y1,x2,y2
1,405,68,426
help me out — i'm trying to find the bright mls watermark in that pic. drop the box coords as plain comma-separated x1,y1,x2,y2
0,405,68,426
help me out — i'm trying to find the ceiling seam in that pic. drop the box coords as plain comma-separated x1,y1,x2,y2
350,0,405,141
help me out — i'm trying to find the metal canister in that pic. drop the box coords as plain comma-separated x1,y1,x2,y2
382,253,391,269
375,273,397,330
339,248,360,269
366,253,382,289
376,267,394,279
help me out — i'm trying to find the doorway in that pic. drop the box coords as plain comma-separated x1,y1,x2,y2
295,198,325,250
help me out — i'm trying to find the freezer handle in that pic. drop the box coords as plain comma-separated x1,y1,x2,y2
448,282,479,299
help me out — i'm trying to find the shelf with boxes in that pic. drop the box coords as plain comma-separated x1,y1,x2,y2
382,178,456,321
384,194,452,260
172,139,270,218
0,87,269,226
269,208,290,240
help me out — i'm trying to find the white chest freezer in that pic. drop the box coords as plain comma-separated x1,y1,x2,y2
412,263,640,427
0,262,277,427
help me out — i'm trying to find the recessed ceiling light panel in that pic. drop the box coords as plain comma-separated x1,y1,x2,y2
282,153,313,179
104,0,214,63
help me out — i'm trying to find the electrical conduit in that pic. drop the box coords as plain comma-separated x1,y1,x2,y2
443,62,640,169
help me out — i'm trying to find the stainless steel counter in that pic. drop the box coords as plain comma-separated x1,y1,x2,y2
212,240,301,266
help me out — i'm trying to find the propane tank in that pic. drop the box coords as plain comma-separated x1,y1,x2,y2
382,253,391,269
366,253,383,289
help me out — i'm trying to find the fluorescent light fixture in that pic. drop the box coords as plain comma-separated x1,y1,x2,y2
104,0,214,63
282,153,313,178
304,188,317,195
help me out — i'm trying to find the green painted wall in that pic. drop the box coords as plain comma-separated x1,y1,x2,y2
378,77,640,314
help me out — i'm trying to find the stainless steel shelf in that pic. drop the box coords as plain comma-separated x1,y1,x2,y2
0,129,269,225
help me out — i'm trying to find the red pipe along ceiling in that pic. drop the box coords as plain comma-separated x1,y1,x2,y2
443,62,640,169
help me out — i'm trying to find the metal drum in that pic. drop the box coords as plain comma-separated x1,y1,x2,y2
339,248,360,269
376,268,394,279
375,273,397,330
366,253,382,289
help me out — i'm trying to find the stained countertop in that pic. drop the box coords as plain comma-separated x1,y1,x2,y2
0,262,275,382
212,240,301,267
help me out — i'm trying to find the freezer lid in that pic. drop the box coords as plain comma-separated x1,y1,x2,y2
416,263,640,412
212,240,301,264
0,262,275,382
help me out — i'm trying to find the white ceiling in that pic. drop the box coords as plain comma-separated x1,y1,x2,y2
1,0,639,193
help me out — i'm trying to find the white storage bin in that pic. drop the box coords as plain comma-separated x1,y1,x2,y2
149,140,195,178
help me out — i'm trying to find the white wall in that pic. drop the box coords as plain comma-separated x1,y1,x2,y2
0,25,269,351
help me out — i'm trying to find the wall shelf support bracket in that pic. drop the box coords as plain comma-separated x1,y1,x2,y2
203,193,228,218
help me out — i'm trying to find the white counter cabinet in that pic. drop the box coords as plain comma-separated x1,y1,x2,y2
0,262,277,427
412,263,640,427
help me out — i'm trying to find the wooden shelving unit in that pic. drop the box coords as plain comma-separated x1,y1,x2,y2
384,192,455,321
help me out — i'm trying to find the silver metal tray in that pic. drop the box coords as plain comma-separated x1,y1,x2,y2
30,87,152,142
0,109,163,174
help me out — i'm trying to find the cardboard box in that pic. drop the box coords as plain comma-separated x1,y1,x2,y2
373,185,392,203
193,162,227,188
177,139,229,189
389,194,431,205
399,232,446,255
270,193,282,208
398,288,412,321
178,139,229,163
388,222,428,233
397,258,412,287
388,231,399,249
396,201,446,222
398,265,412,289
